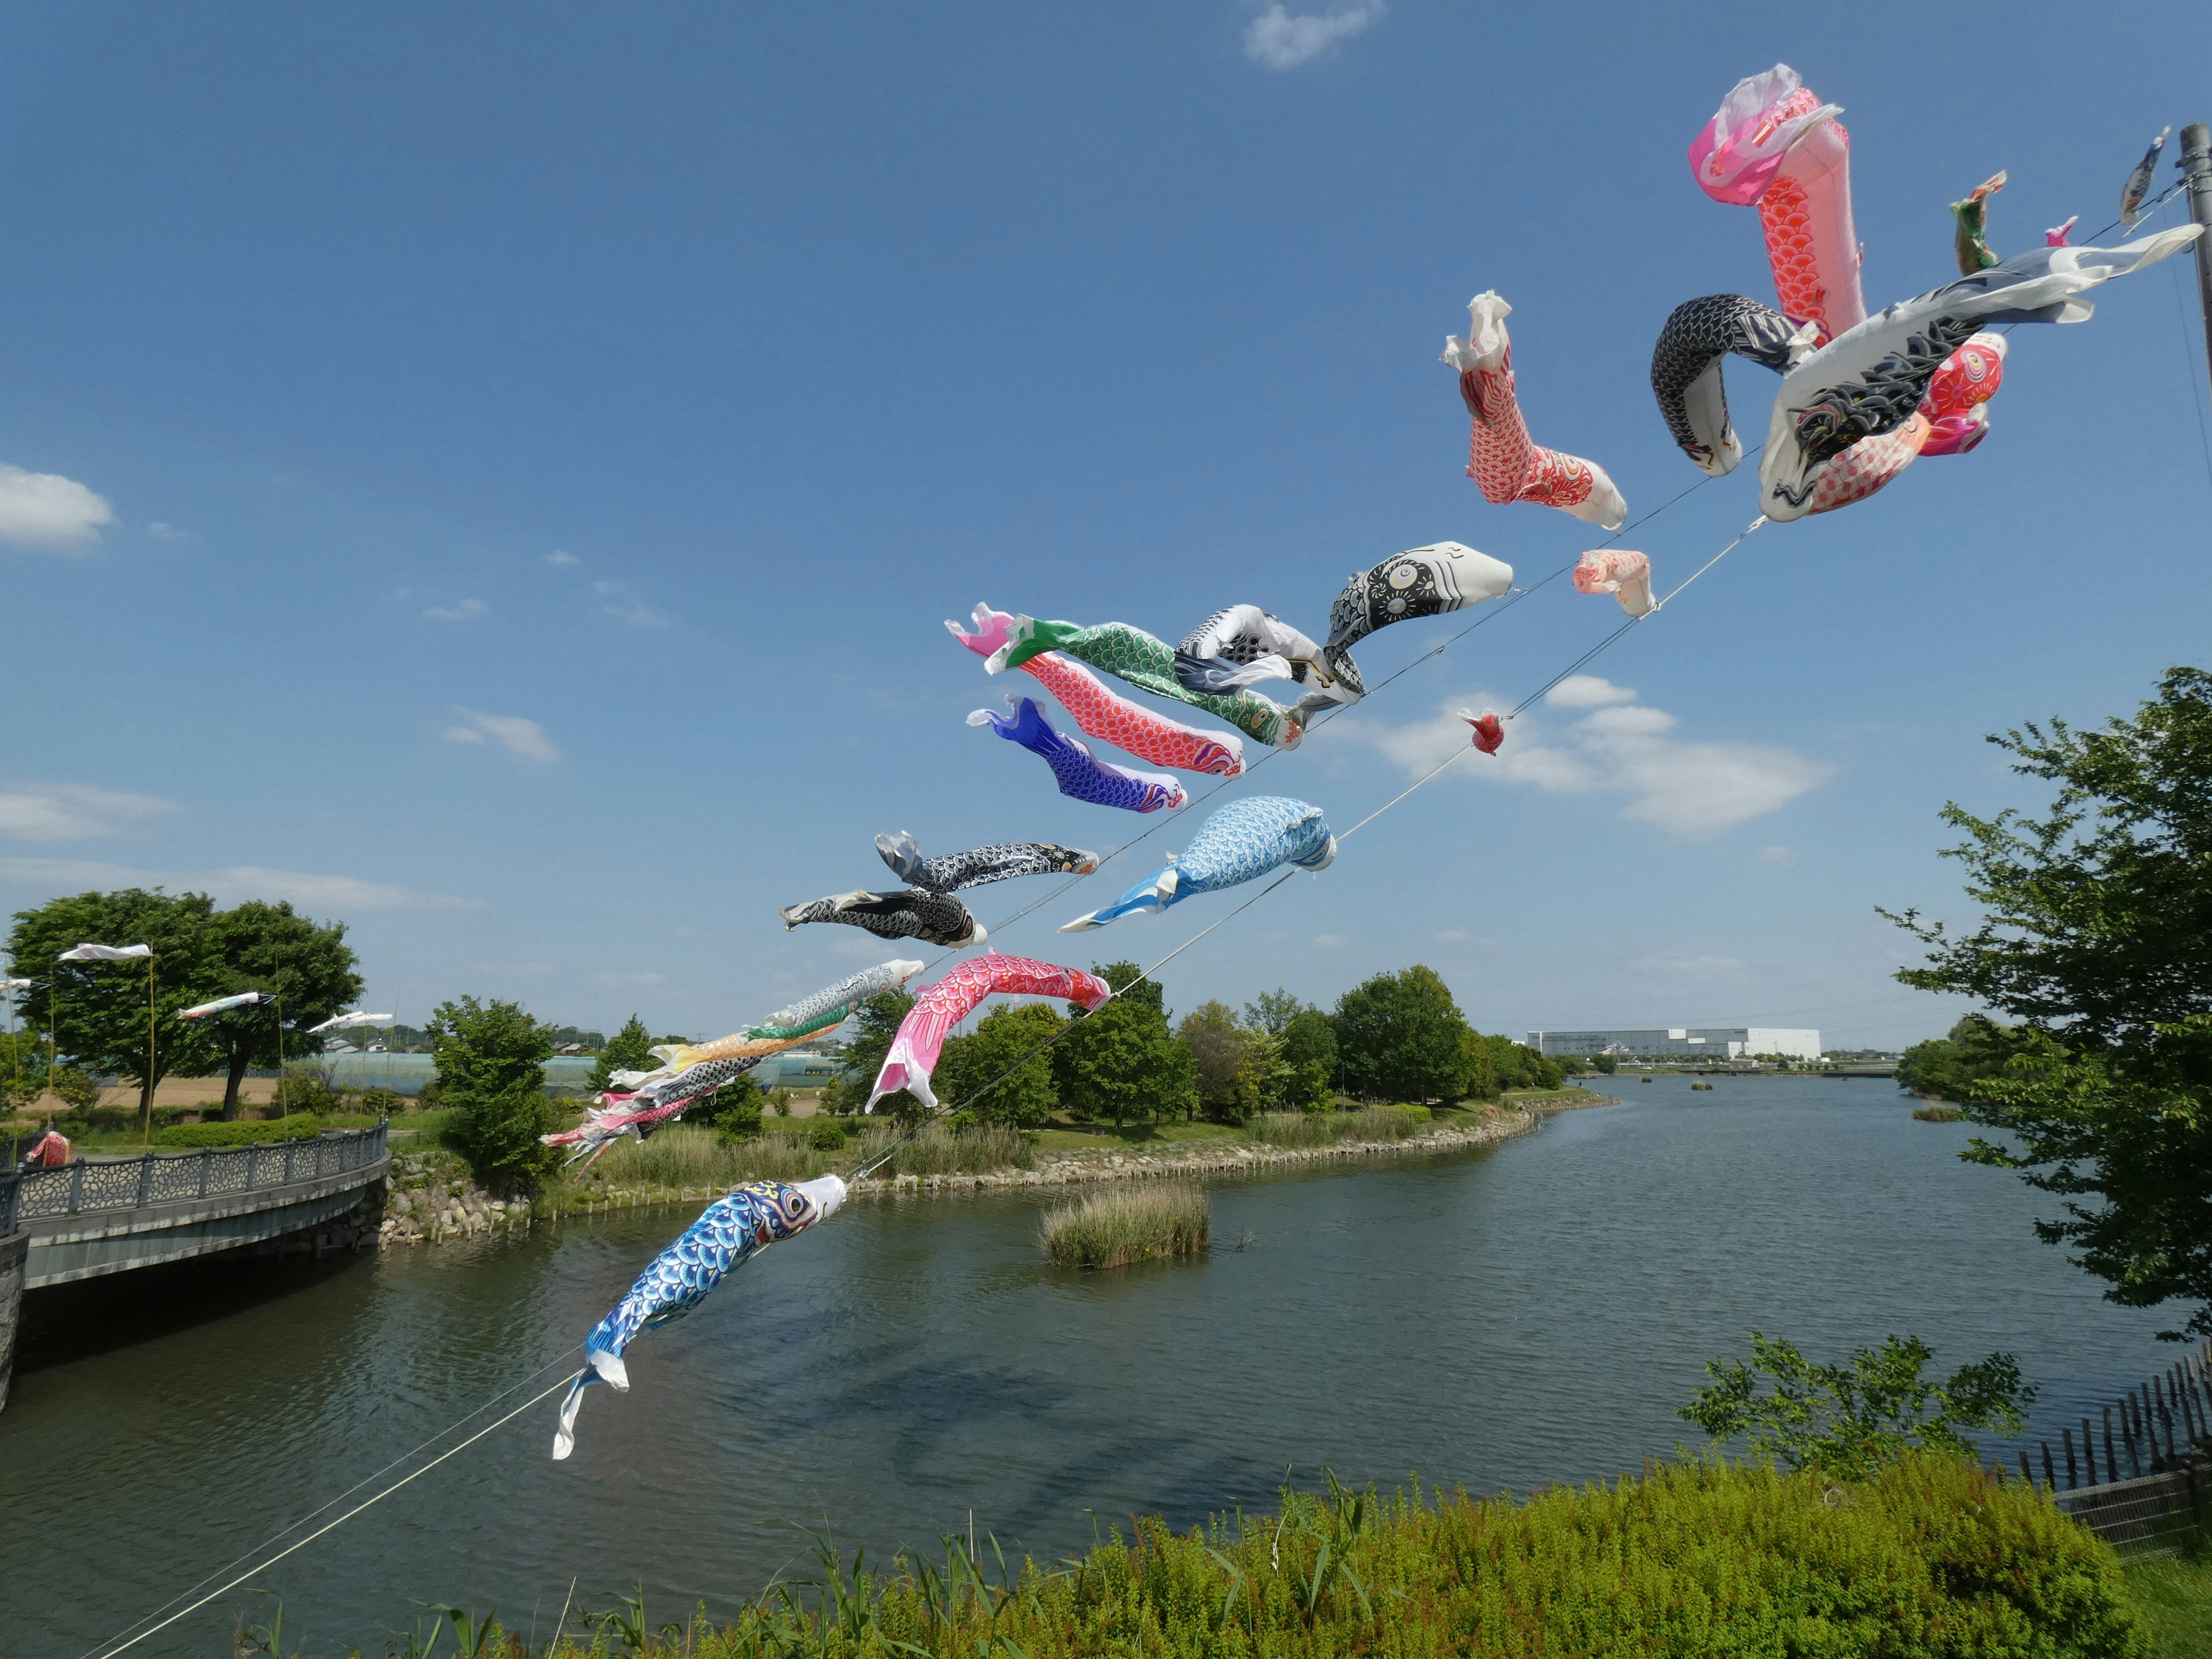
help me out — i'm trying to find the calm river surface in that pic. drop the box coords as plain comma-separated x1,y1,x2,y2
7,1078,2184,1657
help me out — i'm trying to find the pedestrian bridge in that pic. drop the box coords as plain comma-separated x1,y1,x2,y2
2,1120,389,1289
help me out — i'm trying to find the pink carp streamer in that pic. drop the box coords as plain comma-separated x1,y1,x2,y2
1443,292,1627,531
1460,711,1505,755
1690,66,1865,345
1573,549,1656,618
949,602,1245,777
1916,332,2006,457
866,953,1112,1112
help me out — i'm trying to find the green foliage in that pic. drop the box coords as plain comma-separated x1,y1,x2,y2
274,1069,341,1115
707,1076,766,1145
1590,1052,1618,1074
1896,1015,2032,1101
808,1117,848,1151
590,1014,657,1093
427,995,560,1195
1240,988,1309,1037
153,1115,327,1148
767,1088,793,1116
1888,669,2212,1336
825,990,915,1115
1040,1183,1208,1267
197,900,362,1115
0,1028,47,1113
1248,1107,1427,1147
1335,965,1466,1104
1179,999,1260,1124
1053,962,1195,1128
488,1456,2143,1658
1679,1330,2035,1480
933,1001,1063,1127
49,1065,100,1113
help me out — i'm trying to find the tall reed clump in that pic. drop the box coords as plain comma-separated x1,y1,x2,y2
434,1453,2141,1657
1248,1105,1429,1148
1041,1183,1208,1268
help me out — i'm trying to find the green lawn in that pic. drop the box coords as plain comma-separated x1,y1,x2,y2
2126,1554,2212,1657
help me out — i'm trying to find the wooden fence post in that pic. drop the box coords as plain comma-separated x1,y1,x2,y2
2019,1450,2034,1487
2082,1418,2098,1484
2105,1406,2120,1484
2043,1442,2058,1488
2064,1427,2080,1488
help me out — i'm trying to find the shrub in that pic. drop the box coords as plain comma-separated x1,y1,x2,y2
808,1117,849,1151
153,1115,326,1148
427,995,561,1196
353,1086,406,1118
49,1066,101,1114
1041,1183,1209,1268
274,1070,339,1116
709,1077,766,1146
767,1088,793,1116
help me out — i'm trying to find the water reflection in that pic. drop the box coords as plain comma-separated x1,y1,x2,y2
3,1079,2179,1658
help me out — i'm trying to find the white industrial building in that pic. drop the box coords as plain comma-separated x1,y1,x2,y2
1525,1027,1823,1060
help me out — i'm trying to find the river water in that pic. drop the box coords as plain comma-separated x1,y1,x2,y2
6,1078,2184,1657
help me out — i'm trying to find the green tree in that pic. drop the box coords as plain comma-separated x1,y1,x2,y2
1335,966,1468,1104
707,1075,767,1145
1590,1053,1618,1075
1279,1009,1338,1108
1888,668,2212,1335
589,1014,657,1093
826,990,916,1115
427,995,560,1194
1180,1000,1259,1124
1053,963,1195,1129
1241,988,1310,1037
1895,1016,2025,1102
1679,1330,2034,1480
933,1002,1063,1128
198,901,362,1117
6,889,224,1123
0,1028,50,1115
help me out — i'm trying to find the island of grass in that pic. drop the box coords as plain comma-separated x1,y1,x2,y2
1040,1183,1209,1267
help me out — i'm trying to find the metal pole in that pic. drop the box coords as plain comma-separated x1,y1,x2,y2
2183,123,2212,403
143,955,156,1149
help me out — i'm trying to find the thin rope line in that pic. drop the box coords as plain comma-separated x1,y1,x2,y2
78,1344,588,1659
86,1370,585,1659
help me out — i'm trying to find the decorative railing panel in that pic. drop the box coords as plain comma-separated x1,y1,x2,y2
14,1122,388,1222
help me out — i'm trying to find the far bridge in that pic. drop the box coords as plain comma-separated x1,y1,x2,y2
0,1122,389,1411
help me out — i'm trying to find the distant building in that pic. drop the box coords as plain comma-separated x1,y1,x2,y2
1525,1027,1822,1061
756,1050,842,1089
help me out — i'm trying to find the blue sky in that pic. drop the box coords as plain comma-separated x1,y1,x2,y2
2,2,2206,1051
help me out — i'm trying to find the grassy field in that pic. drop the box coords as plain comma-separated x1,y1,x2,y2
1040,1183,1210,1267
2126,1552,2212,1657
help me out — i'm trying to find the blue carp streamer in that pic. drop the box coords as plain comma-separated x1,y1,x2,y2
1062,796,1335,931
552,1175,846,1459
969,695,1187,813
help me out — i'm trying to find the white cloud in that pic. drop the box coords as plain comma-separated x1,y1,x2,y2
426,597,490,622
1752,845,1798,866
592,578,672,631
0,784,178,842
1546,674,1638,709
445,709,561,763
594,970,666,988
1628,952,1745,980
0,858,480,912
546,550,580,567
1312,933,1353,949
1434,929,1470,942
1339,684,1831,840
146,521,198,543
0,462,115,551
1243,0,1385,69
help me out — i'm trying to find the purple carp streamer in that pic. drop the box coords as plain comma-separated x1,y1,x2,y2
969,695,1186,813
553,1175,846,1459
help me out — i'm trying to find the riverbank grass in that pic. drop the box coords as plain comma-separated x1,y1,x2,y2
1041,1183,1209,1268
2126,1552,2212,1657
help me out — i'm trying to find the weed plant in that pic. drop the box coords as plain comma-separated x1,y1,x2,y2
561,1122,1036,1195
1041,1183,1209,1268
1247,1106,1429,1147
387,1455,2142,1657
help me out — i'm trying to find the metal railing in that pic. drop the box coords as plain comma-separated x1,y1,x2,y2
11,1122,388,1224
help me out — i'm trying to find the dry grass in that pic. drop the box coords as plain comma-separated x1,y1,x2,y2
563,1120,1035,1194
1040,1183,1209,1268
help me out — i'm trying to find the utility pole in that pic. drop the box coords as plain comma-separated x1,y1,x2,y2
2182,123,2212,403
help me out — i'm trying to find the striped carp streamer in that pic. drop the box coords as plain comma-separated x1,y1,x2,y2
178,991,273,1019
1061,797,1335,933
989,618,1302,750
1650,294,1817,477
779,887,984,949
554,1176,847,1459
969,695,1187,813
876,832,1098,892
1573,549,1656,618
2120,128,2169,229
1758,228,2204,520
865,953,1112,1112
1176,604,1360,711
1323,543,1513,688
1689,64,1865,345
1443,291,1627,531
949,603,1245,776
